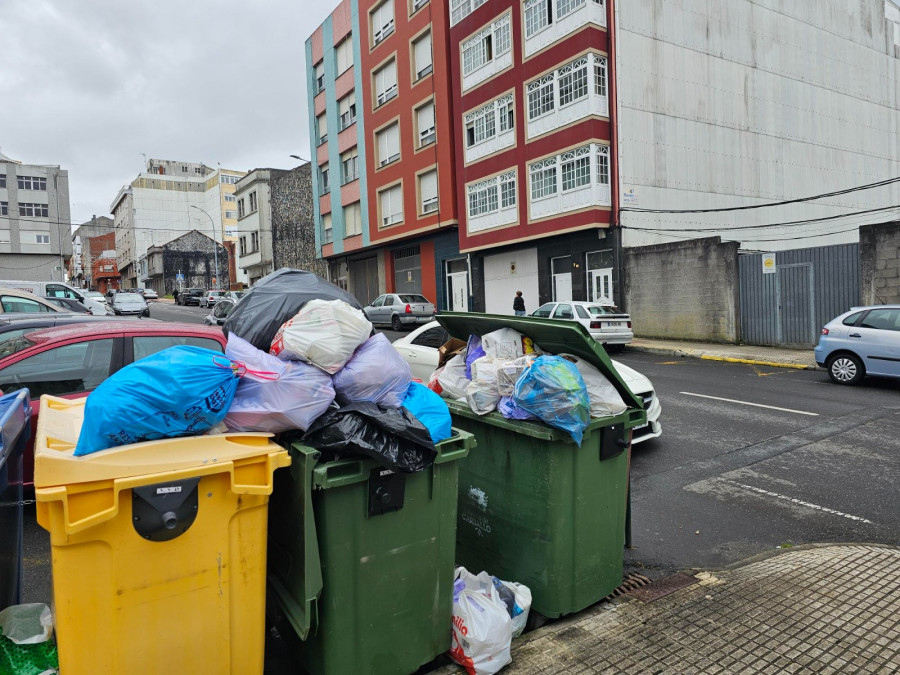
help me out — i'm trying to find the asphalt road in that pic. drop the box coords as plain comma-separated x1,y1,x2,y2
614,350,900,576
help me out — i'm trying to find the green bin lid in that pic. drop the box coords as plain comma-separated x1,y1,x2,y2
436,312,644,411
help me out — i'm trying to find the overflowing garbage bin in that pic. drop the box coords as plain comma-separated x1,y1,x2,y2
436,313,647,619
267,429,474,675
0,390,30,611
33,395,291,675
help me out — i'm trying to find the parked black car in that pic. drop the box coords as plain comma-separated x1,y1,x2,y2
177,288,205,306
42,296,92,314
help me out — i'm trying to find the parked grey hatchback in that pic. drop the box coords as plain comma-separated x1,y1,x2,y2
814,305,900,384
363,293,436,331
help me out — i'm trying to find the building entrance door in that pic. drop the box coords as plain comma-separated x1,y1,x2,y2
551,255,572,301
445,258,468,312
589,268,613,302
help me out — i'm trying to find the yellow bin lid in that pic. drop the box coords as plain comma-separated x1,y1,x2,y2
35,395,290,489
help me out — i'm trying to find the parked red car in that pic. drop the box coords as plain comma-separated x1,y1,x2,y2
0,321,227,486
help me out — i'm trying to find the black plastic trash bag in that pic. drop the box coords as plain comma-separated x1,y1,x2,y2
223,268,363,352
303,402,437,472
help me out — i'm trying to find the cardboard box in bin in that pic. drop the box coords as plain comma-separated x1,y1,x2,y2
438,338,467,368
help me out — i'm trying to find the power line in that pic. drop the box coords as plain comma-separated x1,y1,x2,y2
619,176,900,214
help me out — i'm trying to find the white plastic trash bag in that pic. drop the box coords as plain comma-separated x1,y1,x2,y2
270,299,372,374
450,569,513,675
0,604,53,645
333,333,412,407
496,354,537,396
466,357,500,415
560,354,628,418
481,328,525,361
438,353,470,400
224,333,335,433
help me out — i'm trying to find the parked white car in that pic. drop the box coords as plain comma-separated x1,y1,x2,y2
531,300,633,351
392,321,661,444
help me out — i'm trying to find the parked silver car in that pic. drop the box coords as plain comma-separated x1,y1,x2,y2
111,292,150,317
363,293,436,331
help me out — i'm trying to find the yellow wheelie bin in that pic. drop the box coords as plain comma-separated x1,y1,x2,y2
33,395,291,675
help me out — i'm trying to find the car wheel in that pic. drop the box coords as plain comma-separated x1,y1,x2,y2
827,353,864,385
391,315,402,332
605,344,625,354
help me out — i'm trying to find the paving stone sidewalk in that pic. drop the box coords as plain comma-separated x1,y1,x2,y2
627,338,818,369
436,545,900,674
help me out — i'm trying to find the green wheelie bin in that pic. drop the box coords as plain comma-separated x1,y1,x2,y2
267,429,474,675
436,313,647,620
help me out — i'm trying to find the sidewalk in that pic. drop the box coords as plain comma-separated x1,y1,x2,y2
627,337,819,370
435,545,900,674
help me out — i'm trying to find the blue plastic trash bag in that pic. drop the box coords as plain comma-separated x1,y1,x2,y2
512,355,590,445
75,346,241,456
402,381,452,443
497,396,536,421
224,333,335,433
333,333,412,407
464,334,485,379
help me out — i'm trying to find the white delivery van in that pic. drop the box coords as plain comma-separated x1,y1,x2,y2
0,280,110,316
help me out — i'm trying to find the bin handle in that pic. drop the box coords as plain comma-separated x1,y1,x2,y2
313,459,367,489
433,430,474,465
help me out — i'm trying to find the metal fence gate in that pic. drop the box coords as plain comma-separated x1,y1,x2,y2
739,244,859,347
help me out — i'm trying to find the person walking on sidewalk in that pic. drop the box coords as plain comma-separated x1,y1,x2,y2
513,291,526,316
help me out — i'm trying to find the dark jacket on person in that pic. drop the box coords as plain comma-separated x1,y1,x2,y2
513,296,525,312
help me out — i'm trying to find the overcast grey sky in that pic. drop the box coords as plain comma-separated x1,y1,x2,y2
0,0,333,226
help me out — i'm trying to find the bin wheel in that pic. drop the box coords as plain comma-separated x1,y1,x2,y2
391,315,402,331
525,610,551,632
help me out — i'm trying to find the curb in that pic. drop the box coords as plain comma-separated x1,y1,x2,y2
627,344,818,371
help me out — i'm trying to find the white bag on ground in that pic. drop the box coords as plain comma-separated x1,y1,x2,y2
560,353,628,417
466,357,500,415
481,328,525,361
496,354,537,396
270,298,372,374
332,333,412,407
224,333,335,433
450,569,513,675
438,353,470,400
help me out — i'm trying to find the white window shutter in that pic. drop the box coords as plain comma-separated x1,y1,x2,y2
415,33,432,75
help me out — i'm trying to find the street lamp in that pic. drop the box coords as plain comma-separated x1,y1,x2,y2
190,205,220,290
289,155,311,164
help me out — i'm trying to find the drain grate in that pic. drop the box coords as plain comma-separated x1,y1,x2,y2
604,572,654,601
625,572,699,602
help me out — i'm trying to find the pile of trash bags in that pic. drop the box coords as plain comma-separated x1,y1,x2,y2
430,327,628,446
75,269,451,473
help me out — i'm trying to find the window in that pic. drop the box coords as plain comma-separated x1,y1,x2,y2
376,123,401,166
374,59,398,106
219,174,240,184
553,303,574,319
224,210,237,219
498,96,514,132
461,15,511,76
339,91,357,129
558,57,589,106
527,74,554,119
251,231,259,252
419,170,438,214
524,0,552,36
322,213,333,243
594,57,607,96
315,61,325,93
0,175,5,188
341,149,359,183
412,0,429,12
372,0,395,44
450,0,488,25
466,101,496,147
842,312,864,326
34,234,50,244
412,326,450,348
18,203,49,218
0,339,115,398
133,336,223,361
317,113,328,145
575,305,590,319
561,151,590,191
224,194,236,202
17,176,47,191
526,53,608,130
413,31,433,79
380,184,404,226
532,303,554,318
466,172,516,218
319,164,330,194
556,0,585,19
529,159,557,199
238,198,245,219
249,191,257,212
336,37,354,74
239,236,247,256
0,202,6,216
0,295,52,314
344,202,362,236
860,309,900,331
416,102,436,147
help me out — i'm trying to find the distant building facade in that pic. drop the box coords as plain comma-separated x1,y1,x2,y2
71,215,114,288
0,149,73,281
271,164,328,280
235,168,284,285
145,230,229,295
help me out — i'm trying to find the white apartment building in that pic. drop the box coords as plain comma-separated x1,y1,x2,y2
0,149,73,281
111,158,246,288
235,169,281,285
616,0,900,251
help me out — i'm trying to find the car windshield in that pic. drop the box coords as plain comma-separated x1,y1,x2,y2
398,294,429,303
189,289,204,296
114,294,143,303
587,305,621,316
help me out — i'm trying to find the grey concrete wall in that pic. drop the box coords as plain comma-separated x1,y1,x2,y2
623,236,741,342
859,221,900,305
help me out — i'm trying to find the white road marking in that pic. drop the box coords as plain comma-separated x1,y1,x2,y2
679,392,819,416
723,480,873,524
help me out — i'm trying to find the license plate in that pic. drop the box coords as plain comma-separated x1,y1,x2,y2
417,316,431,322
604,321,624,329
